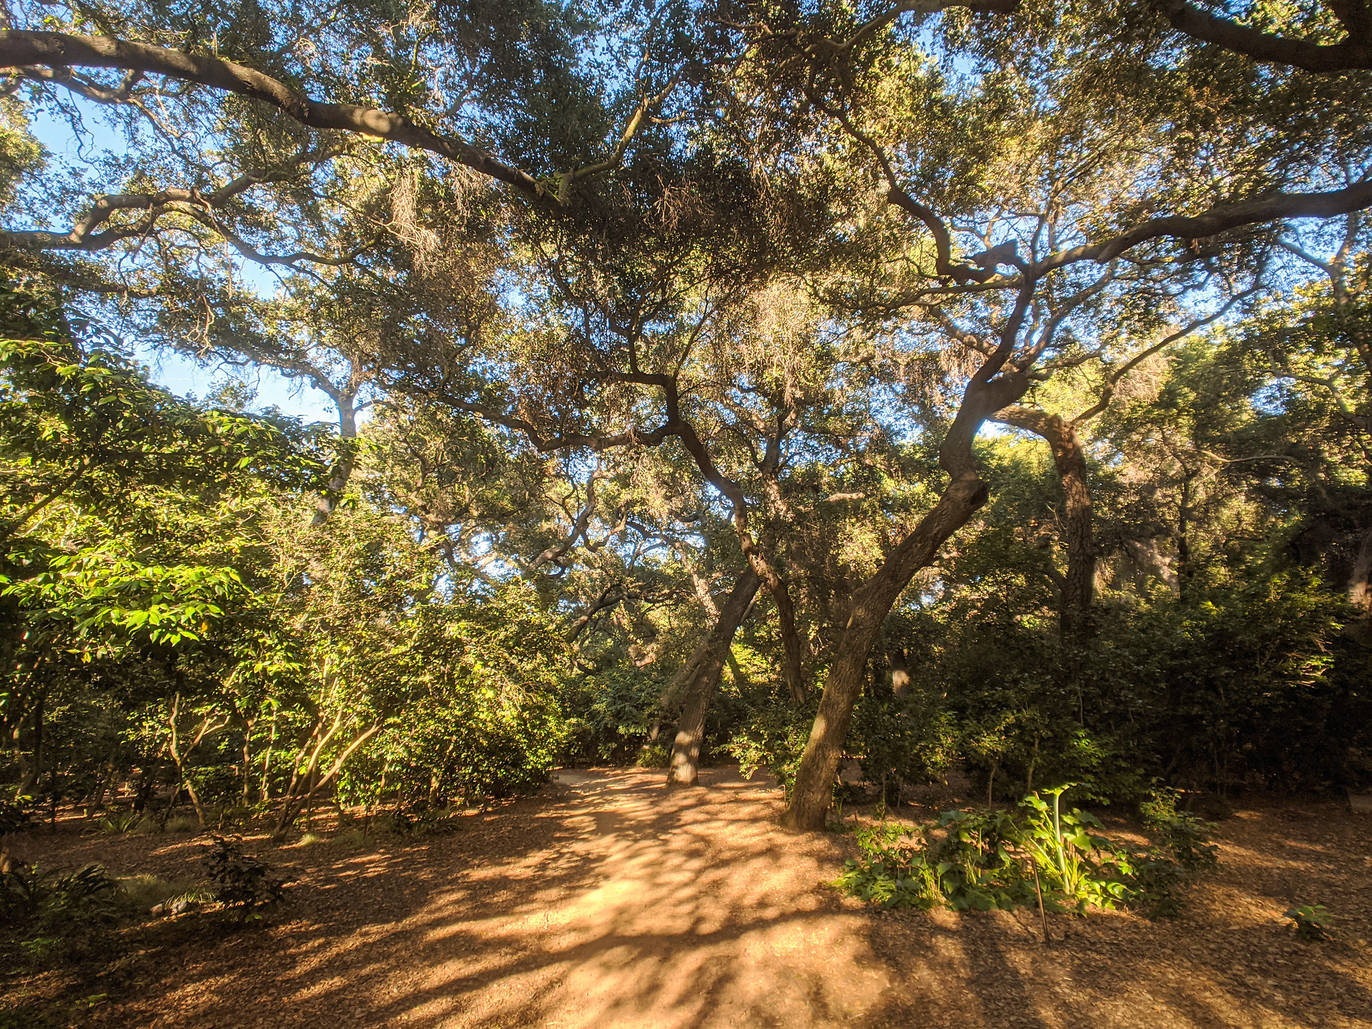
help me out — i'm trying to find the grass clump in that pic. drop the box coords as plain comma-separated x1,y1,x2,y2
116,873,208,913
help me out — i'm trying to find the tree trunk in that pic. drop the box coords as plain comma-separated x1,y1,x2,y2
260,709,277,803
1050,424,1094,640
1347,521,1372,641
781,472,991,829
273,721,377,836
772,580,809,705
14,696,42,800
312,394,358,525
994,407,1096,640
1177,470,1195,601
782,360,1027,831
666,566,763,787
240,714,256,806
184,774,208,825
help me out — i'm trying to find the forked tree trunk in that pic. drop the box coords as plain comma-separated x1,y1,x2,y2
782,359,1028,831
273,721,378,836
666,566,763,787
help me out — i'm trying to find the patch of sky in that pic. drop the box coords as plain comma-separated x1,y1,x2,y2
20,84,341,424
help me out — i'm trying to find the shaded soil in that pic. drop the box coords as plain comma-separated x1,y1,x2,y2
4,766,1371,1028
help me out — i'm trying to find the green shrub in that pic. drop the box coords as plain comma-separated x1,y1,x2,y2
1128,856,1189,919
851,693,957,803
0,796,34,836
201,836,291,921
559,666,670,765
725,700,816,799
832,822,940,908
1284,903,1335,941
1,862,123,929
834,786,1217,918
2,862,125,967
1016,788,1138,911
635,742,670,768
1140,788,1219,871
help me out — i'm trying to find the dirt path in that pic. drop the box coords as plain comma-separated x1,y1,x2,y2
8,767,1372,1028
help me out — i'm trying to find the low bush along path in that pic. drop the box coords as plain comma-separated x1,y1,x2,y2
7,766,1372,1028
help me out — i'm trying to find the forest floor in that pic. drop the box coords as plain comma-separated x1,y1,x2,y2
4,765,1372,1028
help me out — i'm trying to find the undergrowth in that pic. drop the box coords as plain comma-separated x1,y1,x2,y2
202,836,292,922
833,785,1217,918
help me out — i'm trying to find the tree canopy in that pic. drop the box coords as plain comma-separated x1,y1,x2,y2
2,0,1371,833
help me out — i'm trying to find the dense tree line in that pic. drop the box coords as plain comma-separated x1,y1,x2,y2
2,0,1371,832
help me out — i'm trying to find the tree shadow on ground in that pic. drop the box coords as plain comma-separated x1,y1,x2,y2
21,771,1371,1028
855,802,1372,1028
78,768,881,1027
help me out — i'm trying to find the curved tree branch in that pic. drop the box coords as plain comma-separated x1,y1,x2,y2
0,30,552,203
1036,179,1372,272
1155,0,1372,72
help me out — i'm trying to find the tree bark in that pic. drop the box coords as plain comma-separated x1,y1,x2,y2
1154,0,1372,73
312,394,358,525
1347,521,1372,641
782,359,1028,831
666,566,763,787
780,473,991,829
770,577,809,705
1177,470,1195,601
994,407,1096,639
0,31,553,202
273,721,378,836
17,696,43,800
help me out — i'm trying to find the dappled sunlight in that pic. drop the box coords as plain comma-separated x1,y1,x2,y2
19,770,1369,1028
117,767,892,1028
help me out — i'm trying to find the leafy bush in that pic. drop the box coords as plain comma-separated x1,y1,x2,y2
834,786,1217,918
725,698,817,799
201,836,290,921
833,822,940,908
560,666,670,765
850,693,957,803
635,742,671,768
897,563,1370,801
1284,903,1335,941
1140,788,1219,871
2,862,125,966
0,795,33,835
1128,855,1190,919
1,862,123,929
1016,788,1138,911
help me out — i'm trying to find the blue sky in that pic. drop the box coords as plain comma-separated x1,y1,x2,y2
23,100,339,424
